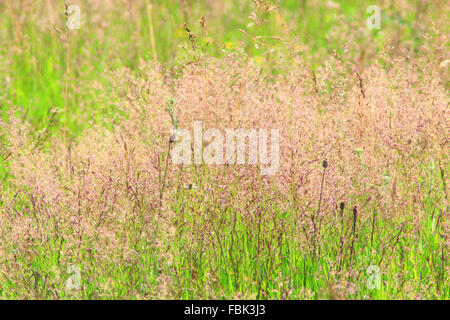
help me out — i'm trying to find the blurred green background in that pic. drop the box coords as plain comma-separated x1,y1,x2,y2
0,0,447,135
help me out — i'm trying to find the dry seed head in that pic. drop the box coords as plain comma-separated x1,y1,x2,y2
353,206,358,218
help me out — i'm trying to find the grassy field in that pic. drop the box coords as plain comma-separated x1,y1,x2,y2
0,0,448,299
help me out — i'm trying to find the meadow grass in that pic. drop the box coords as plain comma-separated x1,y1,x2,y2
0,0,448,299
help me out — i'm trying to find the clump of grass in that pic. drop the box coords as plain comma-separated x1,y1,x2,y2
1,45,448,298
0,0,449,300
